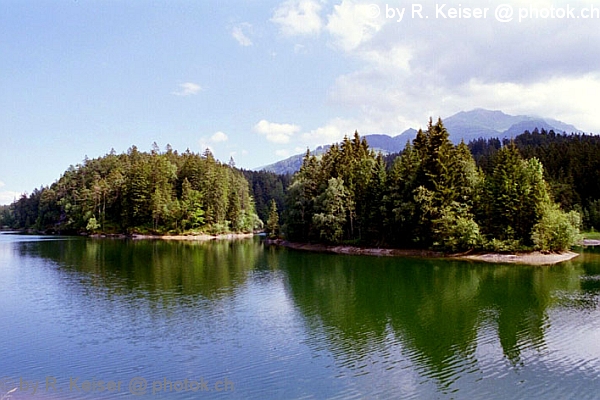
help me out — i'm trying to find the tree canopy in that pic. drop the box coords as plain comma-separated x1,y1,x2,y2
284,121,580,252
5,144,261,235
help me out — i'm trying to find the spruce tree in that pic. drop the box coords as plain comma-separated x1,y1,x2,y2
266,199,280,239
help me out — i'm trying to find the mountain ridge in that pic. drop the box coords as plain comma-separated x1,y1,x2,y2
259,109,582,175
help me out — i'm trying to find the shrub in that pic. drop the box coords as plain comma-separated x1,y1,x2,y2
532,205,581,252
433,205,482,252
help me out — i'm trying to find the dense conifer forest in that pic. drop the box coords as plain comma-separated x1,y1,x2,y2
284,119,581,252
468,129,600,230
2,119,598,253
0,144,261,235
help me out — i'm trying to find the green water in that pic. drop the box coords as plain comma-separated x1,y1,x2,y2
1,234,599,399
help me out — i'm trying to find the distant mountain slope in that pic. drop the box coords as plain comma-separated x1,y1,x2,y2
260,109,581,175
444,109,580,143
260,128,419,175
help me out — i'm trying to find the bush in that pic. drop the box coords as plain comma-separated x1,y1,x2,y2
433,206,482,252
86,217,100,233
483,237,525,253
531,205,581,252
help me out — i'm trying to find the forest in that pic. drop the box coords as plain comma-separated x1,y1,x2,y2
2,119,599,253
0,144,261,235
284,119,581,252
468,129,600,229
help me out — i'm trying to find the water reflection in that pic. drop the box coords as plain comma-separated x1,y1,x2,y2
283,251,599,393
17,237,263,298
5,235,600,399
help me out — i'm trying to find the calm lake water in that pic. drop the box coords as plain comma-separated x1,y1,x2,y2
1,233,599,399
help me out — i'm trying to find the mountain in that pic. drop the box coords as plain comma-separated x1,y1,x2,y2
444,109,580,143
259,146,327,176
260,109,581,175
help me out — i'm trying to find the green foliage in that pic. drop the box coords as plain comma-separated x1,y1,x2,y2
312,178,350,243
284,134,379,244
180,178,205,231
479,143,553,248
266,199,280,239
470,130,600,230
387,120,482,249
284,121,577,253
433,204,482,252
86,217,100,233
7,145,259,235
242,170,289,224
484,237,524,253
532,205,582,252
0,205,15,228
583,230,600,240
584,199,600,231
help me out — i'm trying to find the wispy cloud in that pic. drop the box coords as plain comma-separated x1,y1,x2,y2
199,131,229,156
253,120,301,143
271,0,323,36
231,23,253,46
210,131,229,143
326,1,384,52
172,82,202,96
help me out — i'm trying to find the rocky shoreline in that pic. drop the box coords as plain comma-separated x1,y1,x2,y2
266,239,580,266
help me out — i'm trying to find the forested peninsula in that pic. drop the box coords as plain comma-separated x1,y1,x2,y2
3,117,600,258
282,119,581,253
0,145,262,235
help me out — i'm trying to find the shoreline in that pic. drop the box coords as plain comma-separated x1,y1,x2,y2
267,240,580,266
91,232,256,241
582,239,600,246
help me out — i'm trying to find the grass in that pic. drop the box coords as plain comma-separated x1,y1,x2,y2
583,231,600,240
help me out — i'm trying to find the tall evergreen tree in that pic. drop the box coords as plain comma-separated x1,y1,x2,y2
266,199,280,239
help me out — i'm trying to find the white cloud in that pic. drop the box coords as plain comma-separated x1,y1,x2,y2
464,75,600,133
210,131,229,143
302,117,364,146
198,131,229,157
231,23,253,46
271,0,323,36
305,0,600,137
0,181,5,188
0,191,21,206
172,82,202,96
253,120,301,143
326,1,385,52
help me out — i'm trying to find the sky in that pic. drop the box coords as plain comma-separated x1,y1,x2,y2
2,0,600,204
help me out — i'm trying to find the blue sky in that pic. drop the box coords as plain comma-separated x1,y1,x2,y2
2,0,600,204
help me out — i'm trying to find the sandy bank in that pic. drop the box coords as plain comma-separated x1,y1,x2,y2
456,251,580,265
132,233,255,241
582,239,600,246
274,240,443,258
267,240,580,266
91,233,255,241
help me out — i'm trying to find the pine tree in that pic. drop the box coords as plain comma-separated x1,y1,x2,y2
312,178,350,243
266,199,280,239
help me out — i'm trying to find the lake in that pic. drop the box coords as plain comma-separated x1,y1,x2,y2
1,233,599,399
